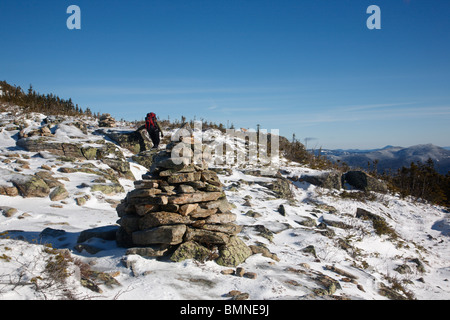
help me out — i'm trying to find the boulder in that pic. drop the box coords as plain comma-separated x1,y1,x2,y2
0,185,19,197
343,171,388,193
356,207,383,222
77,225,119,243
216,236,253,267
132,150,158,169
103,129,153,153
300,171,342,190
17,137,90,160
10,174,50,198
39,227,66,239
90,183,125,195
17,137,66,156
255,177,293,198
0,206,18,217
49,186,69,201
101,158,134,180
170,241,211,263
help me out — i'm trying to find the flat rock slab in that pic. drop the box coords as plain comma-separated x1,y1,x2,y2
139,211,193,229
132,224,186,246
168,192,223,205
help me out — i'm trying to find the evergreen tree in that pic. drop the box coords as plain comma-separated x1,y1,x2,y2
0,80,89,117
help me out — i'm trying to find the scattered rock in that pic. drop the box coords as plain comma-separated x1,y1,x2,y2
325,265,358,280
39,227,66,239
356,208,397,238
249,243,280,261
75,196,89,206
394,264,412,274
49,186,69,201
244,272,257,279
301,245,317,258
314,274,341,296
0,185,19,197
0,206,18,217
316,204,338,214
278,204,286,216
295,217,317,228
80,277,102,293
378,283,408,300
322,218,352,230
40,164,52,171
225,290,249,300
245,210,262,218
90,183,124,195
10,174,50,198
235,267,245,277
252,224,274,242
221,269,235,275
410,258,426,273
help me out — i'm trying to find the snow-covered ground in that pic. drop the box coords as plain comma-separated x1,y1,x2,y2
0,105,449,301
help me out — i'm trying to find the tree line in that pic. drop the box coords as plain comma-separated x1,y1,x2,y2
283,131,449,208
381,158,450,208
0,80,96,117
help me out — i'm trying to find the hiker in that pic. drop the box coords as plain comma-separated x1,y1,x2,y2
138,112,164,149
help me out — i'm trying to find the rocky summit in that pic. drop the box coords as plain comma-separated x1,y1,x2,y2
116,126,252,267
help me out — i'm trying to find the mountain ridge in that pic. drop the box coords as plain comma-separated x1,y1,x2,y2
318,144,450,174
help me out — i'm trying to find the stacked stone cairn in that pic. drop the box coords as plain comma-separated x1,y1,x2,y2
116,124,252,267
98,113,116,127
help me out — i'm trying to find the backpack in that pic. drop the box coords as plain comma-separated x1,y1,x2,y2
145,113,157,131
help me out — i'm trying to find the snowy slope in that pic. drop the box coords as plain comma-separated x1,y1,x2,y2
0,105,449,300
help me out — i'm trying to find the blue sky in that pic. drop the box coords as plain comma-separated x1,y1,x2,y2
1,0,449,149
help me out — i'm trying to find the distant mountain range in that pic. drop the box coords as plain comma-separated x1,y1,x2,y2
315,144,450,174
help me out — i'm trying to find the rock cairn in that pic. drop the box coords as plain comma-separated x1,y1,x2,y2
116,125,252,267
99,113,116,127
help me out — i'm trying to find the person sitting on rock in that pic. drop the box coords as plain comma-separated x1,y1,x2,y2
137,113,164,149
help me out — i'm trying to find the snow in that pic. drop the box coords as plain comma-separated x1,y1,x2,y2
53,123,86,140
0,106,449,301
